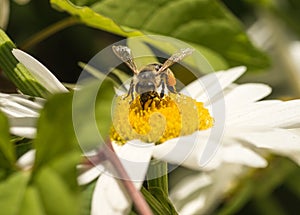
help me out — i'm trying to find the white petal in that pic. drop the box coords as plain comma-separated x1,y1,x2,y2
211,66,246,92
288,151,300,165
198,164,246,214
224,83,272,110
289,128,300,136
0,93,45,110
170,172,211,214
0,95,39,138
114,86,126,96
181,72,219,99
221,144,267,168
16,149,35,170
77,164,105,185
179,195,206,215
154,130,267,170
239,128,300,154
10,127,36,139
182,66,246,102
198,141,267,170
227,100,281,126
175,164,246,215
92,173,131,215
263,100,300,128
9,117,37,138
152,130,217,170
0,0,9,29
114,81,130,96
203,66,247,105
112,140,154,184
0,98,40,117
170,174,211,201
153,133,198,168
229,100,300,128
12,49,68,94
91,140,154,215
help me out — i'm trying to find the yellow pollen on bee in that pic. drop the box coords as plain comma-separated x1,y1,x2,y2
110,93,214,145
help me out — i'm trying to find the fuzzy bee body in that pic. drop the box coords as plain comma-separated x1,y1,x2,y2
112,45,193,103
135,67,158,94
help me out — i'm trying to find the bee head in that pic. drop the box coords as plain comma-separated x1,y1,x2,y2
135,69,156,94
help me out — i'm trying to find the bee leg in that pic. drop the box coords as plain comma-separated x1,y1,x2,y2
167,85,177,94
160,79,165,98
130,90,134,103
124,80,134,102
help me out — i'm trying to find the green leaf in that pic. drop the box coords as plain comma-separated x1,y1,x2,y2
0,111,16,174
33,167,80,215
94,80,115,139
51,0,270,71
29,93,81,200
0,91,92,215
80,180,96,215
0,172,30,215
20,186,47,215
72,80,115,152
51,0,141,37
33,92,80,172
0,168,80,215
69,0,98,6
253,195,287,215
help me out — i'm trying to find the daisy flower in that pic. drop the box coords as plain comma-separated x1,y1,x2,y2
80,65,300,214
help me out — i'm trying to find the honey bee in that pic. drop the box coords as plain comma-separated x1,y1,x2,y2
112,45,194,103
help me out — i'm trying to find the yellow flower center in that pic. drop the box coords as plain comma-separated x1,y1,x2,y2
110,92,213,145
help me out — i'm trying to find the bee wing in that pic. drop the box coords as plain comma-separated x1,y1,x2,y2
112,45,139,74
158,48,194,73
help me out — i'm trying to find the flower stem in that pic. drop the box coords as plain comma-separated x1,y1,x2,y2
147,160,168,195
84,143,153,215
145,161,178,214
141,187,172,214
105,141,153,215
21,17,79,50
